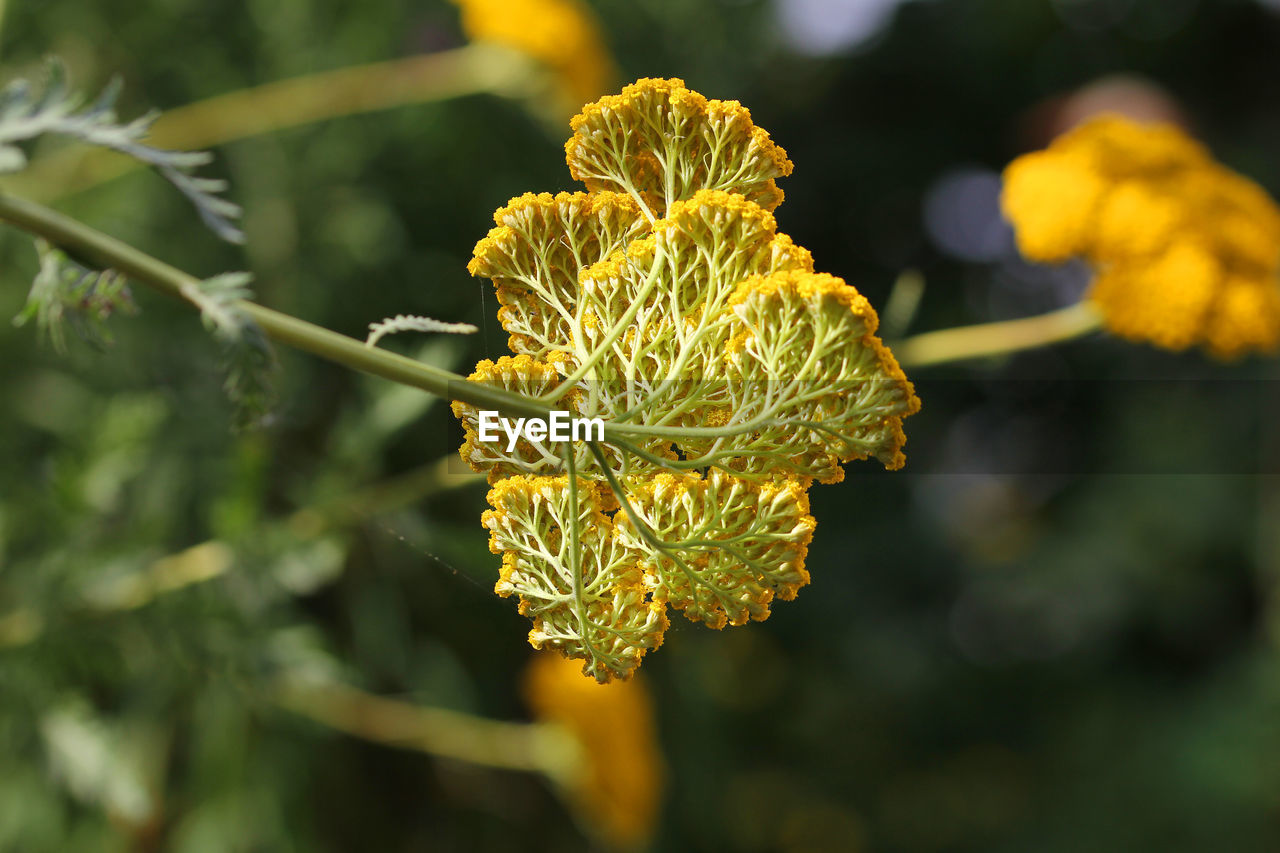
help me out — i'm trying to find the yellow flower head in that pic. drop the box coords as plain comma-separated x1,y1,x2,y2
524,652,663,847
451,0,615,108
1002,114,1280,358
456,79,920,681
565,77,794,214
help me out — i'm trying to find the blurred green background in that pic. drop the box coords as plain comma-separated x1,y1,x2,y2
3,0,1280,850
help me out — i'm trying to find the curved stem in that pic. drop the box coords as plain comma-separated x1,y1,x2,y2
6,45,541,202
891,301,1105,368
587,441,733,604
0,192,553,421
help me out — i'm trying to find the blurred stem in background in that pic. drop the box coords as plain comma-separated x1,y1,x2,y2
281,654,663,852
879,268,926,340
893,301,1105,368
274,678,582,783
0,446,570,831
4,43,544,203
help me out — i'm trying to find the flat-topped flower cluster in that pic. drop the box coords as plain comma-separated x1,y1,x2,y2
1002,115,1280,359
453,78,920,681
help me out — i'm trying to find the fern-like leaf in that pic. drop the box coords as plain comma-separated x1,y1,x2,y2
180,271,254,340
12,239,135,352
223,322,277,431
0,59,243,242
365,314,478,348
178,272,277,429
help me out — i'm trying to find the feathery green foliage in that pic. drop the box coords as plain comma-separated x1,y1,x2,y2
12,238,133,351
0,59,243,242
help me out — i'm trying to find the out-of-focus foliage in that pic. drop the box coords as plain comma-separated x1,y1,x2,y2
0,58,243,241
2,0,1280,851
14,238,134,352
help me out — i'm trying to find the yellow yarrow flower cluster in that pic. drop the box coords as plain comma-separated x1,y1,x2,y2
450,0,614,108
523,652,663,847
1002,114,1280,358
454,79,920,681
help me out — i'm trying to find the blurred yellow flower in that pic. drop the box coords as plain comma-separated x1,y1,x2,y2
451,0,615,108
1002,114,1280,358
524,652,663,849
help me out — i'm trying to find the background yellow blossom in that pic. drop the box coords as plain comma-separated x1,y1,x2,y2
1002,115,1280,358
524,652,663,849
451,0,615,108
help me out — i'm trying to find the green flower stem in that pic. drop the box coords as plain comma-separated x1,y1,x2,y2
891,301,1105,368
541,255,667,403
6,44,542,203
562,444,601,662
0,192,553,422
880,269,926,339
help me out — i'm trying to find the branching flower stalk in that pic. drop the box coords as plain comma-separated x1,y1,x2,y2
453,79,922,681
